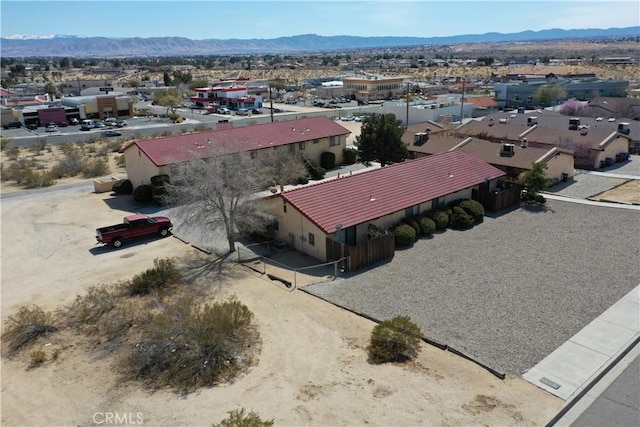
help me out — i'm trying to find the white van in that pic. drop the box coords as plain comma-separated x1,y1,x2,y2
80,119,95,131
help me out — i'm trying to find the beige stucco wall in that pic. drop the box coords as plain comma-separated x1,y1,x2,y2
544,152,575,180
593,136,631,168
123,145,162,188
269,187,475,261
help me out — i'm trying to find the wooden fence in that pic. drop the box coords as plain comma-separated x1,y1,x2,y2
326,233,395,272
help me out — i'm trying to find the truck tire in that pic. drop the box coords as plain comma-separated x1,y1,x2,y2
112,238,123,248
159,228,170,237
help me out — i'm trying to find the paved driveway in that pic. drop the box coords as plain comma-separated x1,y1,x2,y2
305,199,640,374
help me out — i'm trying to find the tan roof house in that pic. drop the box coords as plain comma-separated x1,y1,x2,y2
123,116,351,188
268,150,505,265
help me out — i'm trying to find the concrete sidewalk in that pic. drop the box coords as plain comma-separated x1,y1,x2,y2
523,285,640,401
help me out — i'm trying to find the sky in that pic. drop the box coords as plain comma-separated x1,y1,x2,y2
1,0,638,40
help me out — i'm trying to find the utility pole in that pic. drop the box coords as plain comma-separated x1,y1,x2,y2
405,81,410,127
459,78,466,124
269,84,274,123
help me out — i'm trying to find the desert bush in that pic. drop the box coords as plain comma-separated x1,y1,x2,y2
125,258,181,296
428,210,449,230
214,408,274,427
133,184,153,203
112,179,133,195
64,284,118,328
29,138,47,155
394,223,416,247
122,297,256,390
3,305,57,354
457,199,485,224
367,315,422,363
82,158,110,178
449,206,475,230
6,146,20,160
1,137,12,151
23,170,56,188
343,147,358,164
194,123,208,132
29,349,47,367
417,216,436,236
51,149,85,178
106,140,123,153
115,154,126,168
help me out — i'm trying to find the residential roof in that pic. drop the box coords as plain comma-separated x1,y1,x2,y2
281,150,505,234
130,116,351,167
457,119,534,142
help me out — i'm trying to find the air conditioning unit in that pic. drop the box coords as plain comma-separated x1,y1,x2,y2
569,118,580,130
500,143,515,157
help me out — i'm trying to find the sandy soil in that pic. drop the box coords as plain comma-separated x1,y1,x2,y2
590,180,640,205
0,181,563,426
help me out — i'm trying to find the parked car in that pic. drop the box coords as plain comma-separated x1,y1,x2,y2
272,108,283,113
57,120,68,127
27,123,38,130
115,120,127,127
69,118,79,125
217,107,231,114
45,123,58,132
96,214,173,248
101,130,122,137
236,108,250,116
94,122,106,128
104,117,118,126
251,108,262,114
2,121,22,129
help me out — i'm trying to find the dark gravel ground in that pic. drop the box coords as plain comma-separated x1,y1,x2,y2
304,199,640,374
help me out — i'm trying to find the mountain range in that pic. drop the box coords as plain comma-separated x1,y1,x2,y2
1,27,638,57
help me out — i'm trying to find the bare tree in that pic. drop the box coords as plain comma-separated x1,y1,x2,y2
164,145,268,254
259,147,308,192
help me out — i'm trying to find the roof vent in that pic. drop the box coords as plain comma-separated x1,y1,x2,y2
520,138,528,148
488,118,495,126
500,142,515,157
569,118,580,130
413,132,428,146
580,128,588,135
618,122,630,135
527,116,538,126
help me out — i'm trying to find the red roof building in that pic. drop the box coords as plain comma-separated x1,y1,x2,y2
123,116,351,187
272,150,505,262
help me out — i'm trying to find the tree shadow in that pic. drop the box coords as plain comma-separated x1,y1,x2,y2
521,201,555,214
174,251,246,290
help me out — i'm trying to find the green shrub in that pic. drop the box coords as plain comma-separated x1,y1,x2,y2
125,258,181,296
394,223,416,247
417,216,436,236
404,219,421,238
150,174,170,203
133,184,153,203
457,199,485,224
343,148,358,164
367,315,422,363
113,179,133,195
428,210,449,230
449,207,475,230
2,305,57,354
122,297,256,390
214,408,274,427
304,158,326,180
320,151,336,170
51,149,85,178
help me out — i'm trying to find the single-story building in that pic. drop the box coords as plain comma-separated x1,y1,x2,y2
408,133,575,182
123,116,351,188
457,118,632,169
268,150,505,264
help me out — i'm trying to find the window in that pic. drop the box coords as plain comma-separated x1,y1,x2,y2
330,136,340,146
250,150,257,159
432,196,446,210
299,141,305,150
308,233,315,246
313,139,319,144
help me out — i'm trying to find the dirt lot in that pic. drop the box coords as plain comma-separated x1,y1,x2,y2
0,181,563,426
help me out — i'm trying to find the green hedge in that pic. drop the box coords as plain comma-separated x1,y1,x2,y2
133,184,154,204
457,199,485,224
417,216,436,236
449,206,474,229
305,158,326,180
343,148,358,164
394,224,416,247
112,179,133,195
428,210,449,230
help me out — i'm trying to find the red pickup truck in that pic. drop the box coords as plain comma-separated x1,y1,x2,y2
96,214,173,248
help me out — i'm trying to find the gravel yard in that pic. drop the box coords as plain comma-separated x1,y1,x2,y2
304,199,640,374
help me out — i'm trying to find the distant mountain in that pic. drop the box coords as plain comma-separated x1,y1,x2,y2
1,27,638,57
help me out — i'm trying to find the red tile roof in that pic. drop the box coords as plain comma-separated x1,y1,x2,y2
133,116,350,166
282,150,505,234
